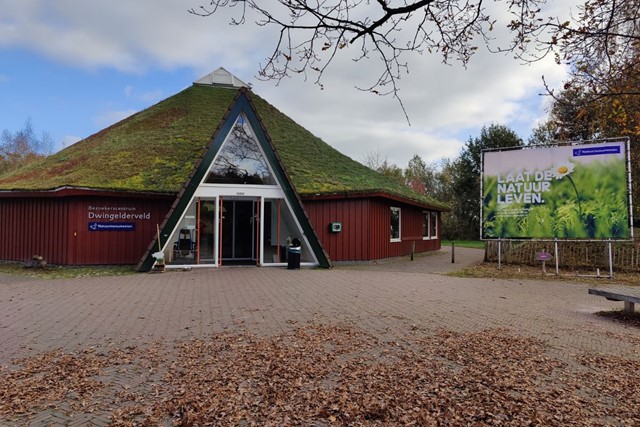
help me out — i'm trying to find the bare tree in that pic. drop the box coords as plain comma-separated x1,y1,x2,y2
362,147,388,171
0,119,53,174
362,148,404,183
191,0,639,118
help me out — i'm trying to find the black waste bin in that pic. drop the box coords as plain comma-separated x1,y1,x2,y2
287,238,301,270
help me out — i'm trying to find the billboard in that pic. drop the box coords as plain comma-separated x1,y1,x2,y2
482,141,631,240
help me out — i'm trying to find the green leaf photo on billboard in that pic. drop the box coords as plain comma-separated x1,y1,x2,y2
482,142,630,239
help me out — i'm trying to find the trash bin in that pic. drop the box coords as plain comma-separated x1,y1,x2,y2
287,238,301,270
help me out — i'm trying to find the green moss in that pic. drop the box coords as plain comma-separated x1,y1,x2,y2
250,95,447,209
0,85,448,210
0,86,236,193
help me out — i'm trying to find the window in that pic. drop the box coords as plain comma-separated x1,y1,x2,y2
206,115,276,185
422,212,430,239
390,207,401,242
423,211,439,239
430,212,438,239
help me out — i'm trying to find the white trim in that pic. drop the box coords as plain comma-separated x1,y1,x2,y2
421,211,439,240
422,211,430,240
430,211,438,240
195,185,284,199
214,196,220,262
159,110,320,268
259,196,264,265
165,262,319,270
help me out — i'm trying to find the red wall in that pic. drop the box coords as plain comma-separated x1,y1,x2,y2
67,197,172,265
1,192,439,266
304,197,441,262
0,195,173,265
305,198,372,261
0,198,71,265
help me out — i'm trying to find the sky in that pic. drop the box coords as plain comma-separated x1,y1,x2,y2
0,0,577,169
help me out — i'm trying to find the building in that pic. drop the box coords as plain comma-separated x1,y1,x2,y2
0,68,448,270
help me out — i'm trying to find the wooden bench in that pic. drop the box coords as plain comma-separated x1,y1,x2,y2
589,286,640,313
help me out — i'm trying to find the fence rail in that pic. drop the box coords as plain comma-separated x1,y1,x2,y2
484,240,640,272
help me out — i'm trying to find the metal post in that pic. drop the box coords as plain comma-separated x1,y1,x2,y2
498,239,502,270
196,198,201,265
608,240,613,278
554,239,559,275
451,241,455,263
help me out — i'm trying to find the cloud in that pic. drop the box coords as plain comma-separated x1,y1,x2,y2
123,85,164,103
0,0,574,166
253,41,568,165
94,109,137,128
0,1,276,73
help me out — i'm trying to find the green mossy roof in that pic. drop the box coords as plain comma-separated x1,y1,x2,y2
0,84,447,210
0,86,237,193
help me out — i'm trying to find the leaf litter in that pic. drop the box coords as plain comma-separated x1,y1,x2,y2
0,323,638,426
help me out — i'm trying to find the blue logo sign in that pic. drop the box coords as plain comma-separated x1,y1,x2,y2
88,222,135,231
573,145,621,157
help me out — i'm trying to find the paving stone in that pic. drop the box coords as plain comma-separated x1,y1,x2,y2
1,247,638,425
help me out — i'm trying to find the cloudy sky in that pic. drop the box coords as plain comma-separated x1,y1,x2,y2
0,0,577,168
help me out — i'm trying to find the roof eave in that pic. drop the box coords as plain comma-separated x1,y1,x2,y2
300,190,451,212
0,185,176,199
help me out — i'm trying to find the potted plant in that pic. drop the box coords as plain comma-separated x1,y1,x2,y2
152,251,166,272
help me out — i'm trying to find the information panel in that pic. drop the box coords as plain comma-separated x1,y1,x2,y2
482,141,631,239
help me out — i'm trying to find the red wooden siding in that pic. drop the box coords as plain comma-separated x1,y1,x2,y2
304,198,371,261
67,197,172,265
0,197,70,265
0,195,173,265
368,199,441,259
304,197,441,262
2,192,439,265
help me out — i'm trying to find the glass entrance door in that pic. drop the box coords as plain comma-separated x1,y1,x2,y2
220,200,257,265
198,200,216,263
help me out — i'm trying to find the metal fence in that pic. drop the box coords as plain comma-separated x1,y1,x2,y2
484,240,640,272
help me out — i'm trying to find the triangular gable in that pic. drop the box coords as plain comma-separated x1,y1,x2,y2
137,88,330,271
194,67,248,88
205,116,277,185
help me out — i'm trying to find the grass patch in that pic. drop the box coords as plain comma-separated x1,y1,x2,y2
447,261,640,286
0,262,136,280
441,240,485,249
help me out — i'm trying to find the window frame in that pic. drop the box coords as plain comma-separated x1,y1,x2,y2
430,211,438,239
422,211,430,240
390,207,401,242
422,211,439,240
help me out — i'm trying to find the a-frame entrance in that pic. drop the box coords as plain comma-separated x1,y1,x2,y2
142,96,328,270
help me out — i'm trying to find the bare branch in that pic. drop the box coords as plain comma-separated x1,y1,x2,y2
190,0,640,122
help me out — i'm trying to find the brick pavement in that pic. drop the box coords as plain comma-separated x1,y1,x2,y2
1,248,638,425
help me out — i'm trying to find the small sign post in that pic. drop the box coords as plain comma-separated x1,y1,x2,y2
536,251,553,275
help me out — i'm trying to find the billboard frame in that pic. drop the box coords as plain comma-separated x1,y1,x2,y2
480,137,634,242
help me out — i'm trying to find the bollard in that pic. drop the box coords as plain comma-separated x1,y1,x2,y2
451,241,455,263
